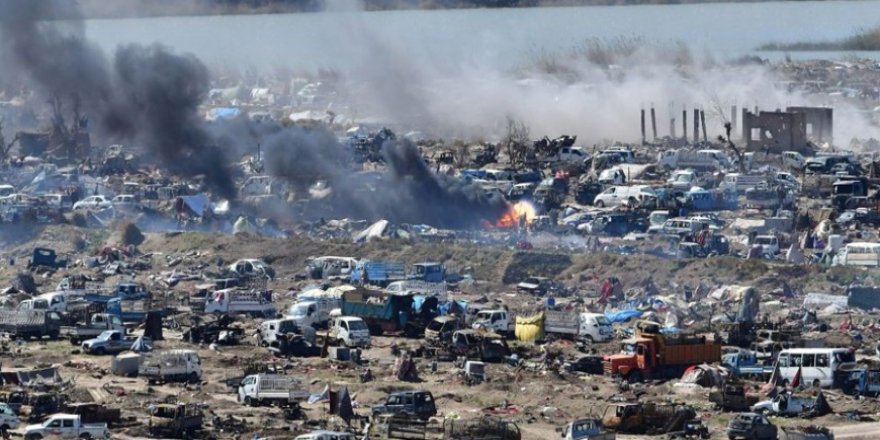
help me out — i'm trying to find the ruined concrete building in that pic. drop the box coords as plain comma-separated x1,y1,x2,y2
741,106,832,153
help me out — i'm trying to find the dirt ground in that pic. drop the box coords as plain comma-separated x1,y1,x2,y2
2,224,880,439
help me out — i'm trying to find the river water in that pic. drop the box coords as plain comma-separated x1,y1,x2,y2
82,1,880,71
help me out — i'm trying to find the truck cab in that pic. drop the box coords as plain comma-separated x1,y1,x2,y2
23,414,109,440
259,318,312,347
579,313,614,343
472,309,513,336
328,316,371,348
410,262,445,283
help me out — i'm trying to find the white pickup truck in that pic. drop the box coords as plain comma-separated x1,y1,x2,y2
139,349,202,384
238,374,309,407
23,414,109,440
471,309,515,336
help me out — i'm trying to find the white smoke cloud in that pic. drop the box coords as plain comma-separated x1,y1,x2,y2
322,3,880,146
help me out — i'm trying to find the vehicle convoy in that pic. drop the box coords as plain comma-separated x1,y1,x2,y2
237,374,309,407
148,403,203,438
339,288,437,336
139,350,202,384
23,414,109,440
0,310,62,339
372,390,437,421
60,313,124,345
601,401,697,435
561,418,616,440
81,330,139,355
603,321,722,382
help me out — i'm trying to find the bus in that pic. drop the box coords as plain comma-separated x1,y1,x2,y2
774,348,856,388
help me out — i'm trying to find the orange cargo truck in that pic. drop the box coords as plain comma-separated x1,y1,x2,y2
603,320,721,382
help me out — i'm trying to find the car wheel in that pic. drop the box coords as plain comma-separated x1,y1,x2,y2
595,200,605,208
94,347,106,355
79,434,92,440
812,379,821,389
26,435,43,440
188,372,200,384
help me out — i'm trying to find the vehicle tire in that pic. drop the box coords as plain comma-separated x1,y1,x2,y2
628,197,637,207
26,435,42,440
94,347,106,355
728,435,736,440
79,434,92,440
583,335,594,344
595,200,605,208
69,338,80,346
188,372,200,384
782,379,790,388
245,396,254,407
812,379,821,389
0,425,8,434
627,371,643,383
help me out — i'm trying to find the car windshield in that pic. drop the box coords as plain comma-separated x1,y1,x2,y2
289,304,310,317
755,237,774,245
595,316,610,325
426,320,444,331
347,320,368,331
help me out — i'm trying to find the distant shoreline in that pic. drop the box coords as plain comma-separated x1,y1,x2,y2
758,26,880,51
74,0,866,19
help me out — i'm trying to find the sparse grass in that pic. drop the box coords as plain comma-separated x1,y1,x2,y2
758,27,880,51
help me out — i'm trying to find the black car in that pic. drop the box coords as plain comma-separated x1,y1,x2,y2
372,391,437,421
564,355,604,375
589,214,649,237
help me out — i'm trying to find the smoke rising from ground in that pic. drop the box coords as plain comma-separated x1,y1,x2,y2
0,1,236,198
324,5,879,144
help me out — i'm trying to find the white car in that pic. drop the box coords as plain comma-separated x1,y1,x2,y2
229,258,276,279
72,195,111,211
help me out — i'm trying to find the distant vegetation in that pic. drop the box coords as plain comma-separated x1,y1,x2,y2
74,0,839,18
758,27,880,51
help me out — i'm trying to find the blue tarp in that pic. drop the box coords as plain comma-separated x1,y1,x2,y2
604,309,643,323
181,194,213,216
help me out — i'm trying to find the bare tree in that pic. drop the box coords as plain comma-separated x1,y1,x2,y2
451,140,471,169
0,118,18,161
718,122,747,174
502,116,530,170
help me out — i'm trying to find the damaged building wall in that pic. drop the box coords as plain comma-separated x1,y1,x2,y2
741,109,807,153
787,106,833,145
741,106,833,153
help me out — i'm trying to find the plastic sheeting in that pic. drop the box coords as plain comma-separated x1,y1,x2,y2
515,313,544,342
604,309,642,324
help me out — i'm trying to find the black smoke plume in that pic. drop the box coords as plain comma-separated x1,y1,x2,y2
0,1,235,198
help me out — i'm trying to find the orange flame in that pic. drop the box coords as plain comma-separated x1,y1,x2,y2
496,201,538,228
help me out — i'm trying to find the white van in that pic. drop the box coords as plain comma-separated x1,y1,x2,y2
593,185,655,208
833,242,880,267
774,348,855,388
753,235,780,255
286,296,341,328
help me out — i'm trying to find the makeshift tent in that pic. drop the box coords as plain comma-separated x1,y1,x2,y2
514,313,544,342
130,336,153,353
353,220,389,243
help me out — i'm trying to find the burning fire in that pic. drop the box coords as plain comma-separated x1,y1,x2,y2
496,201,538,228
